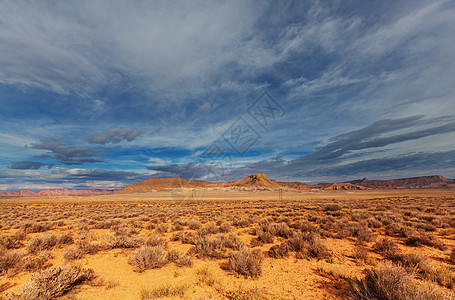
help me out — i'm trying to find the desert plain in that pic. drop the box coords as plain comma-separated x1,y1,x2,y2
1,188,455,299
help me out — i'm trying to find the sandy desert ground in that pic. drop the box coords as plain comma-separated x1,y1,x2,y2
1,189,455,299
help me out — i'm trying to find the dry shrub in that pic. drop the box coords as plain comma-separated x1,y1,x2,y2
405,233,445,250
101,232,144,249
306,237,331,260
22,222,53,234
171,231,196,244
255,230,274,245
176,255,193,267
0,233,24,249
166,249,193,267
0,249,24,275
19,252,51,271
449,248,455,264
291,220,319,234
232,217,252,228
287,232,331,259
112,225,137,236
77,240,100,254
155,223,169,234
20,265,95,299
349,223,376,242
28,233,73,254
145,233,168,248
192,233,245,259
199,222,219,235
219,222,232,233
63,246,84,261
129,246,167,272
352,247,369,263
324,204,342,212
373,238,399,256
228,247,264,279
28,234,57,254
166,249,181,262
349,263,451,300
269,222,292,238
268,243,290,258
63,240,100,261
187,219,202,230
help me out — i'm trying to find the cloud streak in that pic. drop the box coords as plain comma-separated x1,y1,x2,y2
29,138,102,165
87,128,142,144
8,161,55,170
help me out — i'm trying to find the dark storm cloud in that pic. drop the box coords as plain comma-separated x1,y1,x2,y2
29,138,103,165
8,161,55,170
87,128,143,144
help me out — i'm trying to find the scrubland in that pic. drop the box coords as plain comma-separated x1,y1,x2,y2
1,189,455,299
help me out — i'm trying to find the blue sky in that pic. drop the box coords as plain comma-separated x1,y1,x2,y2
1,0,455,191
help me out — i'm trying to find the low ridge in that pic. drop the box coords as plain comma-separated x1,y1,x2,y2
349,175,455,189
3,174,453,198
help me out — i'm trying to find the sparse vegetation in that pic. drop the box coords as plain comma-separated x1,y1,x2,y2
1,192,455,299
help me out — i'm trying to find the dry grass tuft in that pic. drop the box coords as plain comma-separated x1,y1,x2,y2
140,284,187,299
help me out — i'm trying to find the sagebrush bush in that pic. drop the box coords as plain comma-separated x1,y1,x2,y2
0,249,24,274
405,233,445,250
0,233,24,249
287,232,331,259
28,233,73,254
19,252,51,271
176,255,193,267
187,219,202,230
269,222,292,238
145,233,168,248
129,246,167,272
349,263,450,300
373,238,399,256
63,246,84,261
102,232,144,249
28,234,58,254
268,243,289,258
20,265,95,299
449,248,455,264
228,247,264,279
192,233,244,258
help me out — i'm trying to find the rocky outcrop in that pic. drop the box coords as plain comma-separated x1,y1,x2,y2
225,173,282,189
